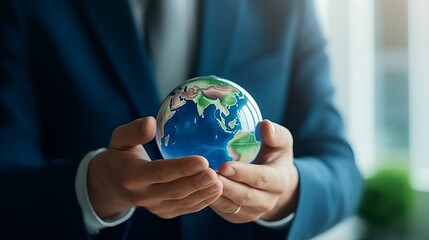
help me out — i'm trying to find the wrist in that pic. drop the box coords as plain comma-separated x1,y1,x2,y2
262,164,299,221
88,150,134,219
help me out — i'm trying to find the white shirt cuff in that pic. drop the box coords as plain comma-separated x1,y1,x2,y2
255,212,295,229
75,148,136,235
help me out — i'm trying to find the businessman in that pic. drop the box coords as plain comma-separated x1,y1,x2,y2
0,0,362,239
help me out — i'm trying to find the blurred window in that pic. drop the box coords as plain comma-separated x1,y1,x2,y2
408,0,429,192
315,0,428,191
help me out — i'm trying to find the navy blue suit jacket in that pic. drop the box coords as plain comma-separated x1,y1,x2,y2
0,0,362,239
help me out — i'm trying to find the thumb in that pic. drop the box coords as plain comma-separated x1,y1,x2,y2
257,120,293,150
109,117,156,149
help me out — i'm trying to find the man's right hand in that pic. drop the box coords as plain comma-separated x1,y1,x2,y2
87,117,223,220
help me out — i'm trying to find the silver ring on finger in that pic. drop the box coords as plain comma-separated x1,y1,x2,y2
229,205,241,215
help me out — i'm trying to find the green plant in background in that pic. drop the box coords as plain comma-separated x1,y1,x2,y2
358,165,414,235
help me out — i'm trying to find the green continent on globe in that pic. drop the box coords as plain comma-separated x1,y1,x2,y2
227,131,261,163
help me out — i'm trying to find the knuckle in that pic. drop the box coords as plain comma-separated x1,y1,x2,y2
254,172,269,188
238,190,254,205
151,166,169,182
238,169,249,182
122,174,135,190
169,189,185,199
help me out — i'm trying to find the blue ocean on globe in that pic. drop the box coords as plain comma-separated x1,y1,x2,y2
155,76,262,171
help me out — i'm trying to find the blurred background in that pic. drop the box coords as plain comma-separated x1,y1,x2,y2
312,0,428,239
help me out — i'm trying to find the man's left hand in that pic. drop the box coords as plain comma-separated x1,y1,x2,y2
210,120,299,223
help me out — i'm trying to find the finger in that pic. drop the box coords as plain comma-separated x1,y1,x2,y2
124,155,211,189
218,161,282,192
219,175,276,208
143,169,220,201
161,180,222,211
257,120,293,149
110,117,156,149
155,194,222,219
210,194,264,222
141,180,222,218
210,195,244,214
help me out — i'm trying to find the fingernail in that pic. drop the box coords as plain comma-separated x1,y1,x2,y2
191,162,206,172
268,120,276,135
222,167,235,177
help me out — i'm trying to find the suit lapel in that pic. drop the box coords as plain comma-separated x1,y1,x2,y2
78,0,243,116
195,0,243,77
79,0,160,117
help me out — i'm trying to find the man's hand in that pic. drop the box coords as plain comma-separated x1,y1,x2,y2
210,120,299,223
87,117,223,220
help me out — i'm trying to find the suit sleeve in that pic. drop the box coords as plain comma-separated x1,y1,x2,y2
285,1,363,239
0,1,90,239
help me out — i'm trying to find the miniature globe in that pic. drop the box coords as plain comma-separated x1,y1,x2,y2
155,75,263,171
